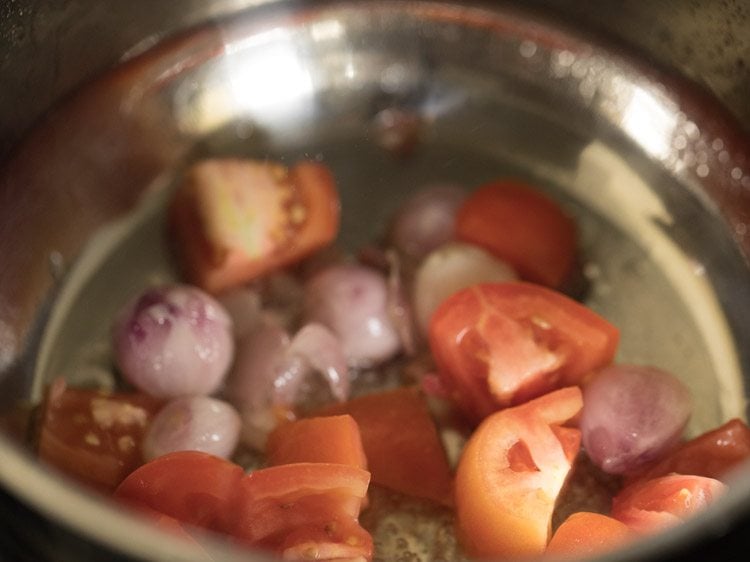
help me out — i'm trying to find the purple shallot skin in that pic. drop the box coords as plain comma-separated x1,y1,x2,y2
581,364,692,475
304,263,401,367
113,284,234,398
141,396,241,461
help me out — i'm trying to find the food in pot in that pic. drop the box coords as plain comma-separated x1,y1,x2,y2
29,157,749,561
580,364,693,475
112,284,235,398
141,396,241,461
168,159,340,293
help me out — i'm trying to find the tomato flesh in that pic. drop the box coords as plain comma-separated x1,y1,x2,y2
115,452,373,560
265,414,368,470
455,180,577,287
37,378,163,492
611,474,726,535
455,387,583,559
429,282,618,422
114,450,244,531
169,159,340,294
228,462,372,560
316,386,454,506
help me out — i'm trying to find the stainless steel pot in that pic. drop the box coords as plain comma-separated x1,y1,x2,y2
1,1,749,561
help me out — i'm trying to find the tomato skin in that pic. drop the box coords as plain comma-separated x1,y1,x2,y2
455,180,577,287
169,159,340,294
36,378,163,492
316,386,454,506
265,414,368,470
455,387,583,559
113,450,244,531
625,418,750,485
429,282,618,422
611,474,726,535
546,512,632,557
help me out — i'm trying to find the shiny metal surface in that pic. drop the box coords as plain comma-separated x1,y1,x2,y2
0,1,749,561
1,0,749,161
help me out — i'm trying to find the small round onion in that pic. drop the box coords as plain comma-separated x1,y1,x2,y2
112,284,234,398
225,317,292,410
142,396,241,461
303,263,401,367
224,318,350,450
580,364,693,475
388,184,466,261
413,242,518,335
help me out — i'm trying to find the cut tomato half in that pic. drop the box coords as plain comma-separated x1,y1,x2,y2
455,387,583,559
429,282,618,422
169,159,340,294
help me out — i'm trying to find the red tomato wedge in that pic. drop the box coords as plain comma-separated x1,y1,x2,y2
316,386,454,506
36,378,163,492
114,450,244,531
611,474,726,535
265,415,368,470
455,387,583,560
169,159,340,294
625,418,750,485
429,282,619,422
228,462,372,560
455,180,577,287
546,512,632,557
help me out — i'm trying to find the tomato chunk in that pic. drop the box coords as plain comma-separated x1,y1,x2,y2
169,159,340,294
454,387,582,560
114,450,244,531
316,386,454,506
228,462,372,560
625,418,750,484
546,512,632,557
429,282,618,422
265,415,368,470
114,452,372,560
455,180,577,287
36,378,163,492
611,474,726,535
